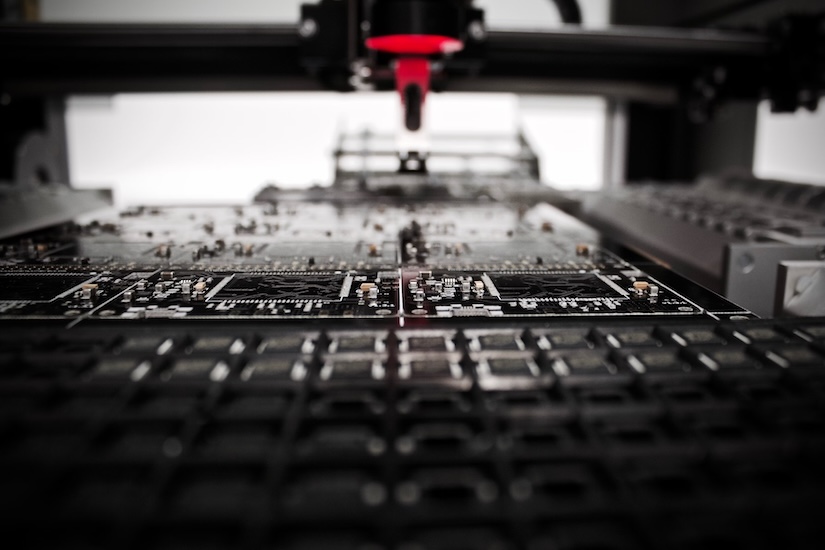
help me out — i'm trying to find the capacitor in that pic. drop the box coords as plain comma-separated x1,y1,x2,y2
632,280,650,299
81,283,98,301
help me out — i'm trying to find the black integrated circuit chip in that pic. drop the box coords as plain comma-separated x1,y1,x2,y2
212,274,345,302
488,273,616,300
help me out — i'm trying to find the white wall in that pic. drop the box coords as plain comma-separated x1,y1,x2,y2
754,99,825,185
66,92,606,205
519,96,606,190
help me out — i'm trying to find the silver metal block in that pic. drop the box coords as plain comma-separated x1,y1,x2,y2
775,261,825,317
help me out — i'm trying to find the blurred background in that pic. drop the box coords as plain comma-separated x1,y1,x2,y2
7,0,825,205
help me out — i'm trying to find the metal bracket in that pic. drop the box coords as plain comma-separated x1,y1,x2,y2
0,95,112,238
775,260,825,317
725,243,824,318
0,95,70,186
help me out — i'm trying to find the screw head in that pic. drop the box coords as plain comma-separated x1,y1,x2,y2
299,18,317,38
737,253,756,274
468,20,486,41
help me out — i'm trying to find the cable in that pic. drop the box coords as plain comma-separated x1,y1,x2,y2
677,0,776,27
550,0,583,25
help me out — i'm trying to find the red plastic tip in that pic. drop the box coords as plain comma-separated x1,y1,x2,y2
365,34,463,55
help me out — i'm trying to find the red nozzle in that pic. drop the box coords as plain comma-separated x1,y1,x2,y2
366,34,463,131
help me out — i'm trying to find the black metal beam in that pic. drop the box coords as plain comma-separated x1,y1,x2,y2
0,23,770,100
0,23,316,94
446,26,768,100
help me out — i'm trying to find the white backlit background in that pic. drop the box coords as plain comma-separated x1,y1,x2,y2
39,0,825,205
